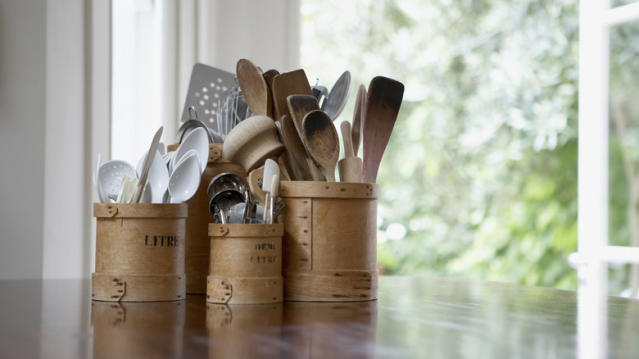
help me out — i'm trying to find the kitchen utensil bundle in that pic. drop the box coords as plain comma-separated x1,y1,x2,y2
95,126,205,204
207,164,284,225
221,59,404,183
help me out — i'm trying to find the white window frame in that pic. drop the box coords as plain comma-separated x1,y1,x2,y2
576,1,639,357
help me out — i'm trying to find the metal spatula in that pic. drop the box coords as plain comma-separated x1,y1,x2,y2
181,63,236,129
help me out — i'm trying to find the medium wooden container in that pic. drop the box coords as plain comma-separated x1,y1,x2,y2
279,181,378,301
168,143,247,294
91,301,185,358
207,224,284,304
92,203,187,302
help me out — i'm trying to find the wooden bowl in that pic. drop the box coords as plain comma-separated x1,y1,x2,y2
223,115,284,172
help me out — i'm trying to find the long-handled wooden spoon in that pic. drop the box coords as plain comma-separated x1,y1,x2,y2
236,59,270,116
338,121,363,182
361,76,404,183
275,116,313,180
302,110,339,182
352,84,366,156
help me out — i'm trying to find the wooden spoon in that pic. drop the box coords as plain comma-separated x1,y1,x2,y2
361,76,404,183
351,84,366,156
287,94,320,139
302,110,339,182
338,121,363,182
236,59,270,116
272,69,313,123
263,69,280,117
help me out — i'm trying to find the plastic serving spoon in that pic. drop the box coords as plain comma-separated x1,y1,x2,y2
136,149,170,203
168,152,201,203
302,110,339,182
173,127,209,174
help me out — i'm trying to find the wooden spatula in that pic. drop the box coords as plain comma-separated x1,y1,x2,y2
352,84,366,156
272,69,313,123
361,76,404,183
302,110,339,182
236,59,270,116
338,121,363,182
133,126,163,203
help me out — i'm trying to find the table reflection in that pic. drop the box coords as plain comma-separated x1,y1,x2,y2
91,301,185,359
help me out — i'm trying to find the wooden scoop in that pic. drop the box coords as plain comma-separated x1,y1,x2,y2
361,76,404,183
248,168,266,204
338,121,363,182
302,110,339,182
272,69,313,123
236,59,270,116
352,84,366,156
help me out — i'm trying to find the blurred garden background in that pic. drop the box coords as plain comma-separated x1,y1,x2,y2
301,0,639,296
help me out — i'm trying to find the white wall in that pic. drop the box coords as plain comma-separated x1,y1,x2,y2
0,0,47,279
0,0,299,279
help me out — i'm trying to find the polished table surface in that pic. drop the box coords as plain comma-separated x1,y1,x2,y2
1,276,638,358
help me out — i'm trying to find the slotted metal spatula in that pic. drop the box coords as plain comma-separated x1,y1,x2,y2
181,63,236,129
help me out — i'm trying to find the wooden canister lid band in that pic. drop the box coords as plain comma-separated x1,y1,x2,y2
167,143,234,164
93,203,188,218
208,223,285,238
279,181,378,199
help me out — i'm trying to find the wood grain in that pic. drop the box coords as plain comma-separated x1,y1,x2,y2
352,84,366,156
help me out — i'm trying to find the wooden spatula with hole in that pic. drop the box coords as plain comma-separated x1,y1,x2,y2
272,69,313,122
236,59,270,116
302,110,339,182
361,76,404,183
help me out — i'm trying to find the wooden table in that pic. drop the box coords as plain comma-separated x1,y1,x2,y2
1,276,637,358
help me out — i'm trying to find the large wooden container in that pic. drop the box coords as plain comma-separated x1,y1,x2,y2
92,203,187,302
168,143,246,294
91,300,185,358
207,224,284,304
279,181,378,301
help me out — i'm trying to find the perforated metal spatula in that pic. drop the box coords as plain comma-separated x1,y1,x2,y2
181,63,236,129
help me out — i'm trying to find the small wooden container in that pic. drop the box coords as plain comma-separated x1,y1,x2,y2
168,143,247,294
279,181,378,301
92,203,187,302
207,223,284,304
